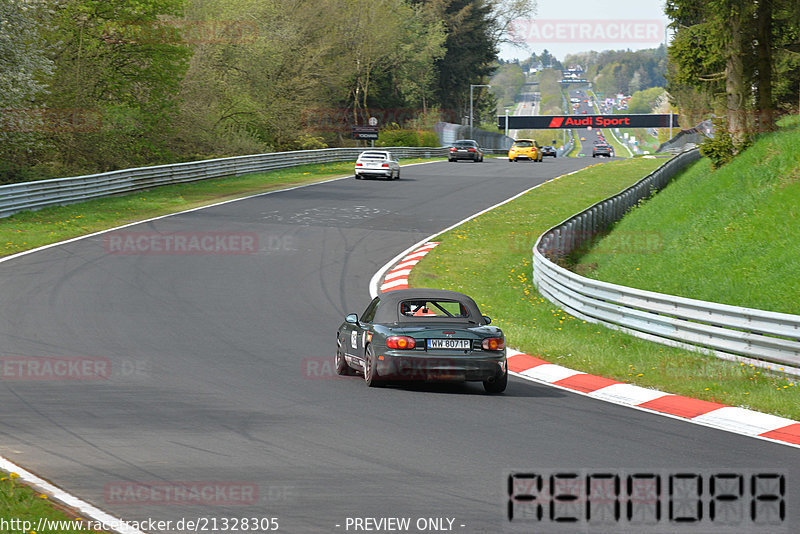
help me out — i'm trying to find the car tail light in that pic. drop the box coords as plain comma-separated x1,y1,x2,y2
382,163,389,168
482,338,505,351
386,336,416,350
450,147,457,151
356,163,363,166
467,148,476,152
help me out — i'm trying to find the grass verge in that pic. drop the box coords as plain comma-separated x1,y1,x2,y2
1,470,88,533
410,157,800,420
0,158,436,257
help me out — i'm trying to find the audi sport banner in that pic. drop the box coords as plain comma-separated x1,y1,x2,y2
498,114,679,130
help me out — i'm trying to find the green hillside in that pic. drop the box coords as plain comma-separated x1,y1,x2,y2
579,116,800,315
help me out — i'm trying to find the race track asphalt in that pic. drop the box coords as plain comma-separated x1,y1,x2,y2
1,157,796,533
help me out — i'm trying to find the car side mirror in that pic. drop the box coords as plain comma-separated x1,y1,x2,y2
345,313,358,324
483,315,492,325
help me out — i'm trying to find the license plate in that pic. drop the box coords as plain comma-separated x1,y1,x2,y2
427,339,470,350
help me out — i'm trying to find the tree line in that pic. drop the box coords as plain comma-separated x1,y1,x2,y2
666,0,800,153
0,0,534,183
563,47,667,98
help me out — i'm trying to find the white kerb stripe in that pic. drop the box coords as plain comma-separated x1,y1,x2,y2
692,407,798,436
393,259,420,270
380,279,409,290
519,364,582,383
404,251,433,260
383,269,413,282
589,383,667,406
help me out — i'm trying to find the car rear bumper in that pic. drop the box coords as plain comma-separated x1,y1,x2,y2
509,152,538,159
375,352,506,382
355,169,392,177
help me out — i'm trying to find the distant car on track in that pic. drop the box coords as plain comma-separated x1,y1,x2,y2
508,139,542,162
592,144,613,157
448,140,484,162
336,288,507,393
541,146,557,158
355,151,400,180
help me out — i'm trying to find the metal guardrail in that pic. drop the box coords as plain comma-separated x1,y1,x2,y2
532,149,800,367
435,122,514,152
556,130,574,158
657,119,714,154
0,147,448,218
555,90,575,157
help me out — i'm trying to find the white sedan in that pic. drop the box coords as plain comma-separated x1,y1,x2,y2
354,151,400,180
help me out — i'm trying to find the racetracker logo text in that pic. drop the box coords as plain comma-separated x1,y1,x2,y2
509,19,664,44
104,481,258,506
107,20,259,45
104,232,258,255
0,357,111,380
0,108,102,133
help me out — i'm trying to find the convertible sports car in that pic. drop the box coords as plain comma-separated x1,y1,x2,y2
336,288,507,393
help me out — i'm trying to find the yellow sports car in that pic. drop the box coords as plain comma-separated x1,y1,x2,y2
508,139,542,162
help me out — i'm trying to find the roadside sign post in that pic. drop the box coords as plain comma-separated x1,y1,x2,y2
669,110,673,140
352,126,379,144
470,84,491,138
368,117,378,147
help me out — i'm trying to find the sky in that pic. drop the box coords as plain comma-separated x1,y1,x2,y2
498,0,671,62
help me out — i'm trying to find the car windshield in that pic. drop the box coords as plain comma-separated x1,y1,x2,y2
513,141,533,148
399,299,469,319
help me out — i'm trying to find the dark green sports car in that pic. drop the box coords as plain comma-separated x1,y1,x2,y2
336,288,507,393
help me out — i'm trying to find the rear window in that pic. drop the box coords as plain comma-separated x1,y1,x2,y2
399,299,469,319
513,141,532,148
360,152,386,160
454,142,476,148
